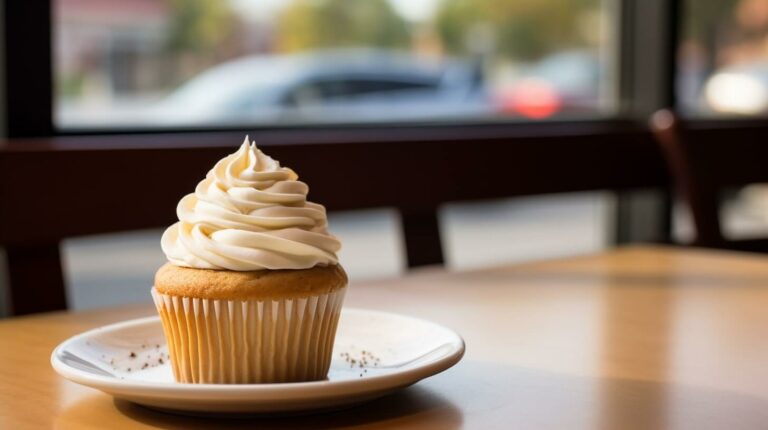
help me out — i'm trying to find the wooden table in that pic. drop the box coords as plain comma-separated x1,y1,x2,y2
3,246,768,429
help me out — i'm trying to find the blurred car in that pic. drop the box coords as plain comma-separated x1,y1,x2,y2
703,61,768,115
151,49,491,125
495,51,602,119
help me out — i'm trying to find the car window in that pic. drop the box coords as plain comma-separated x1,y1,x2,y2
284,77,439,106
345,79,439,94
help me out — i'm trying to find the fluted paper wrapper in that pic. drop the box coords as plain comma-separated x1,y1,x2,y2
151,287,346,384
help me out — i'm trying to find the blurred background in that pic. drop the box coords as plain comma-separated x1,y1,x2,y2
3,0,768,315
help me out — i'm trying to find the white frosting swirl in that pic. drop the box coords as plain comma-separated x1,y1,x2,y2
161,137,341,271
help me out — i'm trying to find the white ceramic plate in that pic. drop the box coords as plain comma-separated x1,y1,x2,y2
51,308,465,415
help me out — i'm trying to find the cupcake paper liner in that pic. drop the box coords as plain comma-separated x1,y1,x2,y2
151,287,346,384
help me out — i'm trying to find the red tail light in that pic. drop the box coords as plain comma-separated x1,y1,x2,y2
496,78,562,119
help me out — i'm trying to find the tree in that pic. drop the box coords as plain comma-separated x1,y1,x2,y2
166,0,235,53
684,0,741,40
277,0,410,52
435,0,600,61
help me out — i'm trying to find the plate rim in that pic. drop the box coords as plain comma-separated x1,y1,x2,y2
51,308,465,400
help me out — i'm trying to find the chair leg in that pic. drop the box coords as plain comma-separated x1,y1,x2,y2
658,190,674,245
5,243,67,315
401,209,444,268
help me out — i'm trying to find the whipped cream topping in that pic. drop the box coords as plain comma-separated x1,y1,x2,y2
161,137,341,271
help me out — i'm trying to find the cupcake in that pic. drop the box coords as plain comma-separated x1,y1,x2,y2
152,137,347,384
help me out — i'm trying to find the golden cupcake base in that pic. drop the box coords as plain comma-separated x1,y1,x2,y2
151,287,346,384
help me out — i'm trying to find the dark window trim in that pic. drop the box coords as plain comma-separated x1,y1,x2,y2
3,1,53,137
618,0,680,116
55,115,620,138
0,118,645,151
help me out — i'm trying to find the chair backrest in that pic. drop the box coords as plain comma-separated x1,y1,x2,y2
650,109,768,250
0,128,666,314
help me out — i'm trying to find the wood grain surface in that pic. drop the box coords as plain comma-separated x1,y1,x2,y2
3,246,768,429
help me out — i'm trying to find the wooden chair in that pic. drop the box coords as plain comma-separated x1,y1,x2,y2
0,125,665,315
650,109,768,251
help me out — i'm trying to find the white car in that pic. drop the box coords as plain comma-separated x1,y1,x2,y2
152,49,491,126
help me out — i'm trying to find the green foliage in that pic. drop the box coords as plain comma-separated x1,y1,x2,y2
684,0,741,39
278,0,410,52
435,0,600,61
165,0,234,52
58,74,85,98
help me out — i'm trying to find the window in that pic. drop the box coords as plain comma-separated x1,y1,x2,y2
54,0,615,129
679,0,768,116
